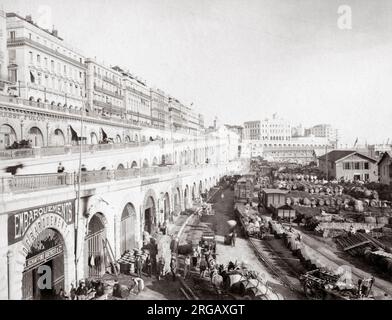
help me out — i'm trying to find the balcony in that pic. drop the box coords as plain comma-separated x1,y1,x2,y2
0,163,219,194
94,85,123,99
102,75,120,87
7,37,85,68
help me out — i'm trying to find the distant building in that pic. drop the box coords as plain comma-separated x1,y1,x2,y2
243,120,260,140
308,124,338,143
224,124,243,141
378,152,392,185
318,150,378,182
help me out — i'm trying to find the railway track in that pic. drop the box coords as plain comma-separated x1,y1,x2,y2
247,236,301,293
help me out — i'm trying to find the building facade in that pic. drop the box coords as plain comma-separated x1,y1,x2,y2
378,152,392,185
6,13,86,111
243,120,260,140
318,150,378,182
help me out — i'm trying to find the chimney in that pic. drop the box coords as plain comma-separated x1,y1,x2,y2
25,15,33,23
52,28,58,37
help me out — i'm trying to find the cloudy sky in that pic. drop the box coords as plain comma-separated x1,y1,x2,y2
3,0,392,145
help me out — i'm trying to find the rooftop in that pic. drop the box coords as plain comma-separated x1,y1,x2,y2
262,188,289,194
318,150,377,163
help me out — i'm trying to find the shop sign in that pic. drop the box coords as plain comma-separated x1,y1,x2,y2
24,244,63,272
8,200,74,246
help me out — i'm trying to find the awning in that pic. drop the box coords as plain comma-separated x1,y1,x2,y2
101,128,108,140
69,125,86,141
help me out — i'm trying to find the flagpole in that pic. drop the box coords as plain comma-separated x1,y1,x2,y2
75,100,84,285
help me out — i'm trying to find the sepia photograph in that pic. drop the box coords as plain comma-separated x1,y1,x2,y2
0,0,392,310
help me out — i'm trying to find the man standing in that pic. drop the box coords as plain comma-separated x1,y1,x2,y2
231,231,236,247
170,256,177,281
135,255,143,278
57,162,65,173
184,255,191,279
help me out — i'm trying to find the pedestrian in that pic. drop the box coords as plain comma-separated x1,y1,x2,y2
75,280,88,300
135,255,143,278
184,255,191,279
145,253,152,277
57,162,65,173
131,277,144,295
170,256,177,281
199,256,207,277
69,283,76,300
192,247,198,270
157,256,165,280
231,231,236,247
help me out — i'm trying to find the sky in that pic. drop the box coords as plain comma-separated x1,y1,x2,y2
2,0,392,145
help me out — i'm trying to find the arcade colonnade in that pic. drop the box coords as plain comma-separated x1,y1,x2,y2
0,171,222,300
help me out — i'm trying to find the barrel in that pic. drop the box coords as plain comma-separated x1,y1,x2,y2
303,198,311,206
318,198,325,206
336,198,342,206
315,187,320,193
324,199,331,206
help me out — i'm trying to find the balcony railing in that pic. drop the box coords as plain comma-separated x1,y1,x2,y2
0,141,163,160
1,163,221,194
94,85,123,99
7,37,85,68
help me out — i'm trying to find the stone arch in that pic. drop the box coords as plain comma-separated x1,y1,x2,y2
142,159,149,168
52,128,65,146
10,203,74,300
134,134,139,142
163,192,170,221
85,212,107,277
199,180,203,196
184,185,190,210
117,163,125,170
131,161,138,168
90,131,99,145
120,203,137,254
152,157,158,166
142,189,158,235
0,123,17,148
173,186,182,215
116,135,122,143
125,135,131,143
192,182,197,200
27,126,44,147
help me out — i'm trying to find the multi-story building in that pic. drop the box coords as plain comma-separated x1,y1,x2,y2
260,113,291,143
6,13,86,111
86,59,123,117
309,124,338,143
0,8,244,300
225,124,244,142
378,152,392,185
0,11,9,92
318,150,378,182
243,120,260,140
150,87,168,130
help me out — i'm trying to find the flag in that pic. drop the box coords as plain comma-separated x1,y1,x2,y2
354,137,358,147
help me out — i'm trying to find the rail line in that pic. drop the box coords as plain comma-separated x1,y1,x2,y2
247,236,300,293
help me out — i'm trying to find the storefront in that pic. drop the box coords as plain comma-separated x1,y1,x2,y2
7,200,75,300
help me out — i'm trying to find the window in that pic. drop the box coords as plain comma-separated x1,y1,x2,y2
44,57,48,67
9,69,17,83
29,33,32,40
364,162,369,170
64,65,67,75
364,174,369,181
51,60,54,71
29,51,33,63
37,54,40,64
354,162,360,170
10,31,16,39
343,162,350,170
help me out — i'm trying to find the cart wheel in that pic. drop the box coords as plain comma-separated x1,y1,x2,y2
303,281,326,300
